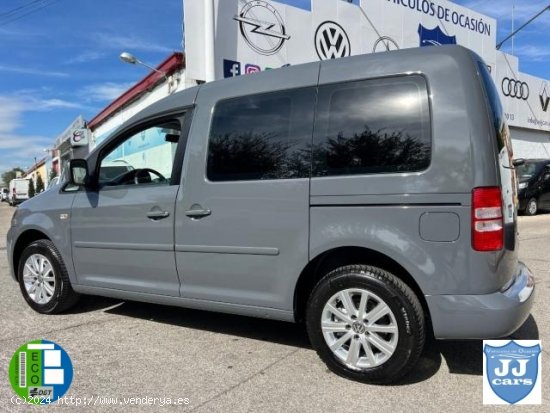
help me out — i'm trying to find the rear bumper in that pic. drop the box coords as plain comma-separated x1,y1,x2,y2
426,261,535,339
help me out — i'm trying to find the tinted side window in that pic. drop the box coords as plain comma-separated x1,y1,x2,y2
207,88,315,181
313,76,431,176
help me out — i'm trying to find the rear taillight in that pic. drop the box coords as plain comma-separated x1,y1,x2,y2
472,187,503,251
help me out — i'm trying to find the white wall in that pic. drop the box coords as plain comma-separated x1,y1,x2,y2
511,127,550,160
92,69,188,147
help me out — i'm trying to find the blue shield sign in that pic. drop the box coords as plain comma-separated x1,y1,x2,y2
418,24,457,47
484,341,541,404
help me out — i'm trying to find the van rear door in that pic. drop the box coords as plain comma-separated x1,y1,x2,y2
14,179,30,200
476,61,517,251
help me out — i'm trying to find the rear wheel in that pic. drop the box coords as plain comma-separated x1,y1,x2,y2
18,240,79,314
525,198,538,216
306,265,425,384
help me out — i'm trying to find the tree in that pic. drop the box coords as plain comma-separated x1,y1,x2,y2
36,174,45,193
28,179,36,198
1,167,24,187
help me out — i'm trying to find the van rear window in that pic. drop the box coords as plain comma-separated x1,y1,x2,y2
312,75,431,177
477,61,507,152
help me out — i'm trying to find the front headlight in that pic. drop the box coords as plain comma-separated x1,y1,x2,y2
518,182,528,190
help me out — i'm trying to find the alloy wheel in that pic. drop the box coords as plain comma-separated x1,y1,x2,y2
321,288,399,370
22,254,56,304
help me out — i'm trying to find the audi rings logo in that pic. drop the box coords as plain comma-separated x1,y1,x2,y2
501,77,529,100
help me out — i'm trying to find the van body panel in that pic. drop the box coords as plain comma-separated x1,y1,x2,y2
6,46,534,342
173,62,320,310
70,185,181,295
6,188,77,283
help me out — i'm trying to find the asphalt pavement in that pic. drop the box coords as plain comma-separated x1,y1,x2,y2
0,201,548,412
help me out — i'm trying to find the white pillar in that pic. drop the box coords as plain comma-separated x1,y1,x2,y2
204,0,216,82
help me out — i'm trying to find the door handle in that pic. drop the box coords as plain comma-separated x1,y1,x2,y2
185,208,211,218
147,210,170,220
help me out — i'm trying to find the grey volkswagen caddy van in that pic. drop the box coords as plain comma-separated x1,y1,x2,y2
7,46,535,383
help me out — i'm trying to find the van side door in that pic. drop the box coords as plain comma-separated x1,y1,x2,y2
174,65,319,314
70,111,191,296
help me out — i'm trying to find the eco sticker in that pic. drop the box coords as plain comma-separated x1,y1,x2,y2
9,340,73,405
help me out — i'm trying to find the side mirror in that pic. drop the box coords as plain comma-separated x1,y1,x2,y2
69,159,89,186
512,159,525,167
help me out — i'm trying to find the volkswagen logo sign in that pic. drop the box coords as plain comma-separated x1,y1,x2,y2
234,1,290,56
315,21,351,60
501,77,529,100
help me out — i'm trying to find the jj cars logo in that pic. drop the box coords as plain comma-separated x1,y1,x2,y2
418,24,456,47
483,340,542,405
315,21,351,60
502,77,529,101
540,82,549,112
234,0,290,56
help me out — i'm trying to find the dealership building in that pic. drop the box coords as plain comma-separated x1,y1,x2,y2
51,0,549,169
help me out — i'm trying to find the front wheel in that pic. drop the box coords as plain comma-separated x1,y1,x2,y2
18,240,79,314
306,265,425,384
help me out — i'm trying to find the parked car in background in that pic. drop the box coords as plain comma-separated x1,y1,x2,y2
8,178,31,206
517,159,550,215
1,187,9,202
6,46,535,384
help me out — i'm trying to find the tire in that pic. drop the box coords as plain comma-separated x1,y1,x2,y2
18,240,79,314
525,198,538,216
306,265,425,384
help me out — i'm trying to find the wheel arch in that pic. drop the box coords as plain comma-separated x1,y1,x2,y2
12,229,51,281
293,246,431,327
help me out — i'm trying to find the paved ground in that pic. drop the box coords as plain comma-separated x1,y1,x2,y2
0,201,547,412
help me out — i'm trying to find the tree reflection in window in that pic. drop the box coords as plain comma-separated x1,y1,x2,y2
313,76,431,177
207,88,315,182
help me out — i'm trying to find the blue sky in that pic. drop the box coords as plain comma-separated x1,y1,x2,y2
0,0,548,174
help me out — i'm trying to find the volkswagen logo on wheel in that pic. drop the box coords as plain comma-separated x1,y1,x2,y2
234,1,290,56
501,77,529,100
315,21,351,60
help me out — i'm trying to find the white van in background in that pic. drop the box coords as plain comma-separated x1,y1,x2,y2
1,187,9,202
8,178,31,206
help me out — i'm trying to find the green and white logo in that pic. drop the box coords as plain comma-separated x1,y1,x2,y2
9,340,73,405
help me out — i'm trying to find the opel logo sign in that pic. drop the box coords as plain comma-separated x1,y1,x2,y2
315,21,351,60
234,1,290,56
501,77,529,100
